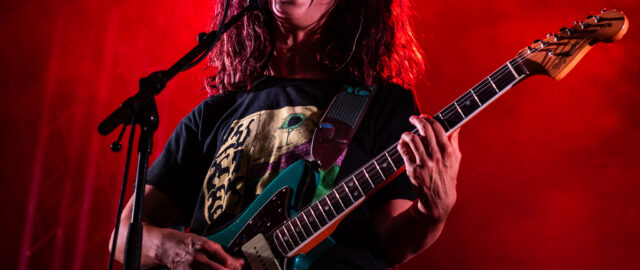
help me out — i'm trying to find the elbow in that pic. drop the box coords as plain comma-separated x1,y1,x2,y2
108,227,125,263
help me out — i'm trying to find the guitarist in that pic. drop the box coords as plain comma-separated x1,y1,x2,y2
110,0,462,269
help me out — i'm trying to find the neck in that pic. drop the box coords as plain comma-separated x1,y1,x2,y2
267,22,336,80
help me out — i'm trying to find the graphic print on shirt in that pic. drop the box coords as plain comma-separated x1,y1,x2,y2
202,106,322,223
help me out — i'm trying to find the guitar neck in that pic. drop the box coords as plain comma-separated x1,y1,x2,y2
256,8,629,261
271,58,531,257
433,59,530,134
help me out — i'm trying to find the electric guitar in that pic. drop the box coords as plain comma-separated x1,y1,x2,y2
207,9,629,270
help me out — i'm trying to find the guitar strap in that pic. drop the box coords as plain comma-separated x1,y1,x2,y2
311,84,375,171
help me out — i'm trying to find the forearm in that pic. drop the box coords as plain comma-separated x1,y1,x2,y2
377,200,446,265
109,186,181,268
110,218,169,268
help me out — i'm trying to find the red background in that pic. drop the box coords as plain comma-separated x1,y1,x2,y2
2,0,639,269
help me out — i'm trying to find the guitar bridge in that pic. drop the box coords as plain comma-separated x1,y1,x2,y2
241,233,282,270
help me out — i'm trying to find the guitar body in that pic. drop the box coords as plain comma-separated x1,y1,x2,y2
207,160,333,270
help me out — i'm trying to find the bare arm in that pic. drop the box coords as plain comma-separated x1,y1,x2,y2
109,185,244,270
374,116,461,265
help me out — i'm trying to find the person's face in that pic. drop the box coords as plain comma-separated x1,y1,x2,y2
269,0,337,30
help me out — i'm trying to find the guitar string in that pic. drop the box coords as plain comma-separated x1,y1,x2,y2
264,43,547,250
264,29,598,254
442,29,596,119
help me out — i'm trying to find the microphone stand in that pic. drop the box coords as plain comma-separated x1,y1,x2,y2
99,1,263,269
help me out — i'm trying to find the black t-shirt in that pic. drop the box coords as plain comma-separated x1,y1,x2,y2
147,76,420,269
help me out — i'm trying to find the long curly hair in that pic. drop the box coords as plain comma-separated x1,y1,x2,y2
207,0,425,94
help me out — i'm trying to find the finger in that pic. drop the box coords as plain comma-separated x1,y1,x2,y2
398,137,419,182
412,116,439,161
409,115,436,159
423,116,452,155
201,241,244,269
409,115,429,137
401,131,428,166
397,136,416,164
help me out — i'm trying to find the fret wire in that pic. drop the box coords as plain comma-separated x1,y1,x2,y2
453,102,466,118
441,103,459,119
455,95,472,107
506,61,519,78
301,211,314,234
491,64,517,91
362,168,374,187
352,176,364,196
388,148,403,163
384,151,397,171
473,80,497,104
285,223,300,245
456,92,481,118
280,228,295,249
273,231,288,255
459,90,480,107
487,77,499,92
336,184,353,205
307,208,321,228
365,162,385,184
293,218,308,239
493,73,510,87
440,104,465,129
322,196,337,217
470,90,481,105
373,159,386,178
333,189,346,210
459,92,478,106
342,183,355,202
315,201,329,222
436,113,451,130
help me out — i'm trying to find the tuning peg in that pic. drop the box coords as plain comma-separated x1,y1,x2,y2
574,21,581,26
559,27,574,36
540,41,550,48
547,33,554,38
526,45,534,53
553,34,562,41
601,8,607,13
532,39,542,44
578,21,588,29
587,15,601,23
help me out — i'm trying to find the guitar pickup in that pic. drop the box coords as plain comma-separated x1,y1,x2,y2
241,233,282,270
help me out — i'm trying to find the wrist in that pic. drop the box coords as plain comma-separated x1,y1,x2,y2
142,224,170,267
411,200,446,224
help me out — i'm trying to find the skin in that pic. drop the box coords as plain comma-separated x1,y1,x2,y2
110,0,461,268
267,0,338,79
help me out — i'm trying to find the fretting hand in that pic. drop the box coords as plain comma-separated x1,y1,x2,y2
398,115,461,221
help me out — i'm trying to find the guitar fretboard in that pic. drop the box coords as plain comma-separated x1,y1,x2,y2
270,58,530,256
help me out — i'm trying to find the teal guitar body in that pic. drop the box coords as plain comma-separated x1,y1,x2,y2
206,160,334,270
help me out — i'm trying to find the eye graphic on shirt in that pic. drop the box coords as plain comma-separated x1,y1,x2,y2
280,113,307,145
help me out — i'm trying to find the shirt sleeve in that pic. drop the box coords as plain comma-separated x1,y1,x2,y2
146,95,230,226
367,84,422,212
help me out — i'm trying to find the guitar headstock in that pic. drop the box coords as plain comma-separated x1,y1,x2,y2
516,9,629,81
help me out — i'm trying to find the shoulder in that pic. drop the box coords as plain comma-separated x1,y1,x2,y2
374,82,418,104
369,82,421,117
183,92,239,129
